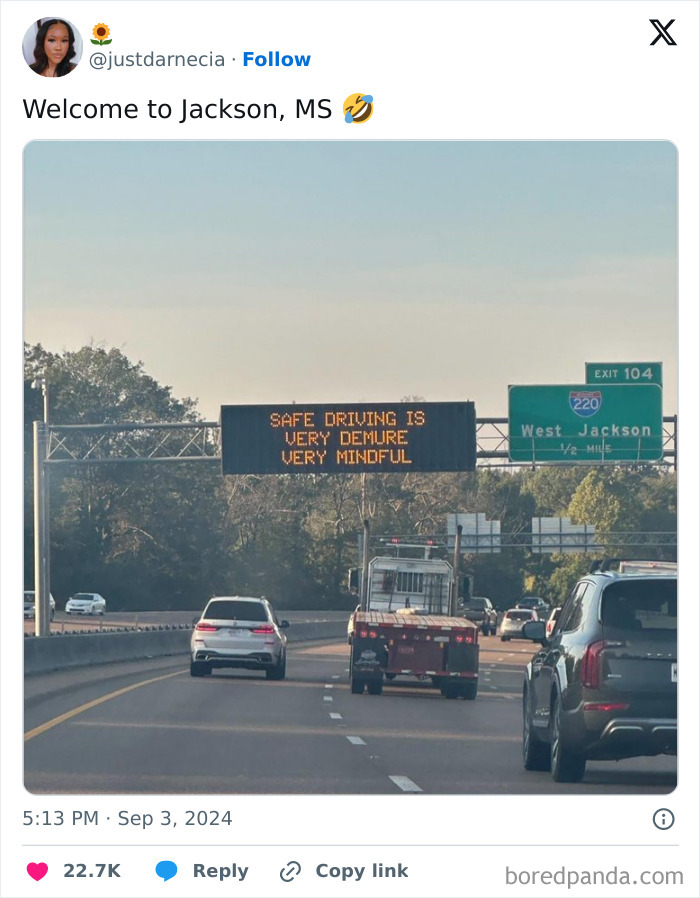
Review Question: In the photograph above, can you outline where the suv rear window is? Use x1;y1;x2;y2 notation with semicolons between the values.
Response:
507;610;533;621
601;580;677;633
203;600;269;622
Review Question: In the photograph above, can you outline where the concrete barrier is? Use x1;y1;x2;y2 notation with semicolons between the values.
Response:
24;621;347;676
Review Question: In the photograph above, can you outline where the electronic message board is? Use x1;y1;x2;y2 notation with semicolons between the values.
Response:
220;402;476;474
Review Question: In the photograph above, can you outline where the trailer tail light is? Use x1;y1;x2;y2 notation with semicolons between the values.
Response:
195;623;219;632
582;640;625;688
252;624;276;634
454;631;476;645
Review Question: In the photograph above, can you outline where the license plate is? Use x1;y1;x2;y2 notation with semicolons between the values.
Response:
228;628;245;637
671;662;677;682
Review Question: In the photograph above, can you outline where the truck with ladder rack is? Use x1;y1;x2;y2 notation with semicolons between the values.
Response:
350;556;479;699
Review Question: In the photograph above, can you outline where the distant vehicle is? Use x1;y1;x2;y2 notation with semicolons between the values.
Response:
522;562;677;783
500;608;537;641
516;597;550;619
65;592;107;615
23;591;55;622
545;606;561;639
460;596;498;636
190;596;289;679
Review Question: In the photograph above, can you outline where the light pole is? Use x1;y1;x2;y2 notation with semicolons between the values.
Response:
31;377;51;637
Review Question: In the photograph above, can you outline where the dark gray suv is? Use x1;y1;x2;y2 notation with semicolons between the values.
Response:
521;562;677;783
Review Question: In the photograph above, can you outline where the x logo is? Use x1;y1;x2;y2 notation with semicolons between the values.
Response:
650;19;677;45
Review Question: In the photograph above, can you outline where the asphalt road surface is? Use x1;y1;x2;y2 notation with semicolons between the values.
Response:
24;636;676;795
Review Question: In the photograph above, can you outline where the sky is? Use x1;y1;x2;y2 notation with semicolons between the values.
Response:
24;141;677;419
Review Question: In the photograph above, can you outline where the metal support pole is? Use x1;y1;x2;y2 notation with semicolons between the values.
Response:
360;519;371;612
33;421;51;637
451;524;463;616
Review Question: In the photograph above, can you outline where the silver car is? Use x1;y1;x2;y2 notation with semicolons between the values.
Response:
24;590;55;621
65;592;107;615
500;608;537;641
190;596;289;679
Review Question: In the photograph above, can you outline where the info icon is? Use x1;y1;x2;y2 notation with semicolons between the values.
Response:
652;808;675;830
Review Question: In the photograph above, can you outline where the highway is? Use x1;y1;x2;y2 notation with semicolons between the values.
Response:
24;636;676;795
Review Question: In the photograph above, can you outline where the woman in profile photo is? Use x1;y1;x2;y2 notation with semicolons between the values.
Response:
29;19;77;77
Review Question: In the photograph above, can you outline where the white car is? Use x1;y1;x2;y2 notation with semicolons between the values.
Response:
191;596;289;679
65;592;107;615
500;608;537;641
24;591;55;621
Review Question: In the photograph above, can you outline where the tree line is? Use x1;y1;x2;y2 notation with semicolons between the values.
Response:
24;344;677;612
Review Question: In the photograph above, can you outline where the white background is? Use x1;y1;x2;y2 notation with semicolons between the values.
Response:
2;2;698;896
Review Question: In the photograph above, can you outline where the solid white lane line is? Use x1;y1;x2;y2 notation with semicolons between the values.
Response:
347;736;366;745
389;775;422;793
330;713;343;719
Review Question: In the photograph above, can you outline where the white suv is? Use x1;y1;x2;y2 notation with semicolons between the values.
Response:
191;596;289;679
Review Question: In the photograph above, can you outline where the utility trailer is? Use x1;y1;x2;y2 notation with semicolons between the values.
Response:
350;556;479;699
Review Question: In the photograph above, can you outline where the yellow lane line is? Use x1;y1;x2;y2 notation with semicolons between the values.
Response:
24;670;186;742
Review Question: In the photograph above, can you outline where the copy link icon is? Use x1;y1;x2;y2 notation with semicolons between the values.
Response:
280;861;302;882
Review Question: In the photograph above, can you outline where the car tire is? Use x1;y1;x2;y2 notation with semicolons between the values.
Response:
522;688;550;771
367;679;383;696
266;652;287;681
190;660;209;678
550;694;586;782
482;624;489;637
501;636;509;642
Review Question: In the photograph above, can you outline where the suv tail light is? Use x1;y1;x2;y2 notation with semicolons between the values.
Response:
252;624;276;634
582;640;625;688
195;623;219;632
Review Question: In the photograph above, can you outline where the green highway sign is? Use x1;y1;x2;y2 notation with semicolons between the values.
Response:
586;362;662;387
508;384;663;463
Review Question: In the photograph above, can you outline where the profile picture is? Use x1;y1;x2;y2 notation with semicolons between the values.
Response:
22;18;82;77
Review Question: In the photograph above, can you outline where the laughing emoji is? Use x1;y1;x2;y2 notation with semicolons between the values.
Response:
343;94;373;123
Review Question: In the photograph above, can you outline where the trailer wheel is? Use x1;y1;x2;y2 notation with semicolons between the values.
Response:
441;681;461;700
350;676;365;695
367;679;383;696
462;681;478;701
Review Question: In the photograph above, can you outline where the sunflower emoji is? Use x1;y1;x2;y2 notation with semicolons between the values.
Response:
91;23;111;45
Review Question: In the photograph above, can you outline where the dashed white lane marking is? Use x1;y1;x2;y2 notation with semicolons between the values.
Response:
325;684;333;689
330;713;343;720
332;675;340;680
389;775;422;793
347;736;366;745
323;696;333;702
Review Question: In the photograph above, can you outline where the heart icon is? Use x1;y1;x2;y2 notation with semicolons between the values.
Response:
27;863;48;881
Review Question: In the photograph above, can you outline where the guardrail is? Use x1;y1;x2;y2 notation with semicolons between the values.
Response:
24;621;348;676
